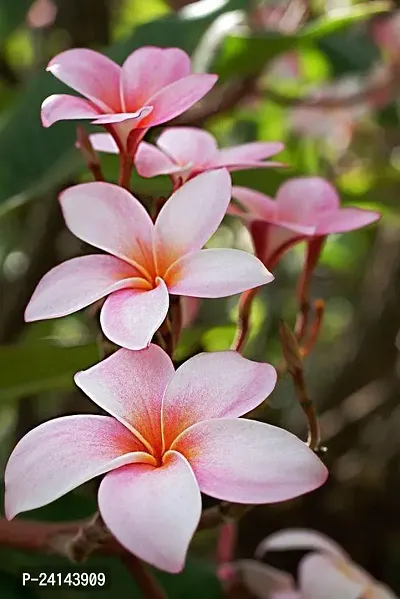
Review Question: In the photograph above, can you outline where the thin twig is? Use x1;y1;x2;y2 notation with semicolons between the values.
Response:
279;320;321;451
76;126;105;182
300;299;325;358
231;288;259;353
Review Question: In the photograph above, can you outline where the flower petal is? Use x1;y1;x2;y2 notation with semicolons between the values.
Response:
255;529;348;561
172;419;328;504
135;141;180;178
299;554;365;599
213;141;284;167
98;450;201;573
25;255;147;322
316;208;380;235
154;169;232;272
143;74;218;128
277;177;340;227
156;127;218;167
91;106;152;125
89;133;119;154
100;278;169;350
47;49;121;111
5;415;153;519
162;351;277;449
165;248;274;298
75;345;174;456
121;47;191;111
232;186;277;220
41;94;101;127
59;182;154;277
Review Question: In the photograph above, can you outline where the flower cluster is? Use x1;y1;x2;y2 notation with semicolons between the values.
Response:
4;45;381;574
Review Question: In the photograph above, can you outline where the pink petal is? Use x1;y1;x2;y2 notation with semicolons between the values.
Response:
75;345;174;456
135;141;181;178
162;351;277;449
98;450;201;573
316;207;380;235
59;182;154;278
172;419;328;504
41;94;101;127
100;278;169;350
121;47;191;111
232;186;278;220
165;248;274;298
181;296;201;328
5;415;153;519
24;255;148;322
156;127;218;167
144;74;218;128
154;169;231;272
255;529;348;561
299;554;365;599
89;133;119;154
91;106;152;125
276;177;340;227
47;49;121;111
213;142;284;167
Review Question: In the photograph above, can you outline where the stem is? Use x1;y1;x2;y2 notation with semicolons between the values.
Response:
118;153;134;190
231;288;258;353
279;320;321;451
295;237;325;343
76;125;105;182
66;512;111;563
300;299;325;358
123;556;168;599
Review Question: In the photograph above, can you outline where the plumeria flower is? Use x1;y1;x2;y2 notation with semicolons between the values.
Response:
25;170;273;350
90;126;284;187
5;346;328;573
224;529;397;598
41;46;217;156
231;177;380;271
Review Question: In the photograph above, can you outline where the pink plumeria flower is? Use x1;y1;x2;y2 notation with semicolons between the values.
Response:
90;126;284;187
5;346;328;573
41;46;217;155
232;529;398;599
231;177;380;270
25;170;273;350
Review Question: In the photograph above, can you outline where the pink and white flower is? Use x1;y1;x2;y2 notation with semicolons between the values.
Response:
231;177;380;270
5;346;328;573
227;529;397;598
41;46;217;155
90;126;284;186
25;170;273;350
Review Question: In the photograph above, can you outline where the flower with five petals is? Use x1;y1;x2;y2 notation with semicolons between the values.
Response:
25;170;273;350
5;346;328;573
41;46;217;156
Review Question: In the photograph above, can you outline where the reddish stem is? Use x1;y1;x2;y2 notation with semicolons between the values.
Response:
123;555;168;599
231;287;259;353
295;236;325;342
300;299;325;358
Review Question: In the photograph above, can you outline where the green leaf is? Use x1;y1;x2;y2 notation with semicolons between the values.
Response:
0;0;245;211
214;1;389;80
0;341;98;402
299;2;391;40
0;0;34;43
